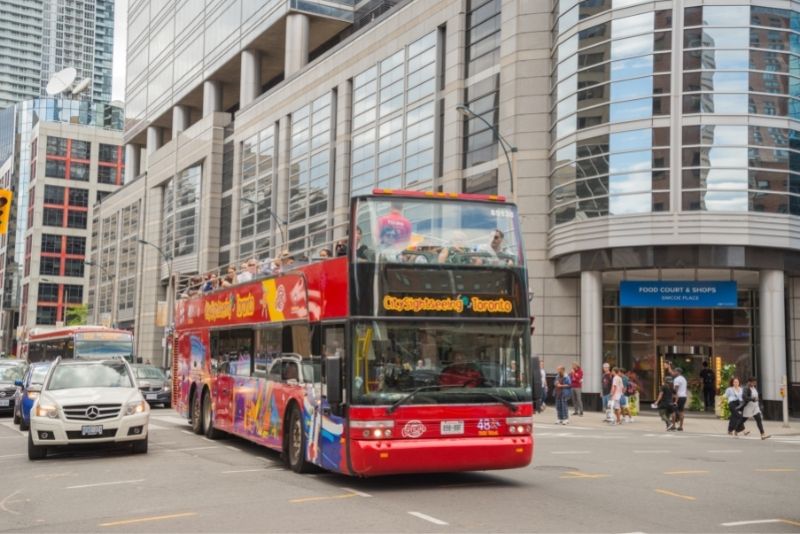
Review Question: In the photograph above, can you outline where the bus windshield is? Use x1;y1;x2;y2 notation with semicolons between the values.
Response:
351;321;531;406
353;197;522;266
74;339;134;360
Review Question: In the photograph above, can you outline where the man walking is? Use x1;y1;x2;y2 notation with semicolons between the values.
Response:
554;365;572;425
672;367;688;431
601;363;613;422
609;367;624;426
570;362;584;416
699;360;715;412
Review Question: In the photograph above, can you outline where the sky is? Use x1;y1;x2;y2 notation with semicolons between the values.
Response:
111;0;128;103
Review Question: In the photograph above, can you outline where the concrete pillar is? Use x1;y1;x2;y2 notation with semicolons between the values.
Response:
759;269;787;417
203;80;222;116
275;115;292;253
285;13;310;77
580;271;603;402
124;143;140;184
240;49;261;108
146;126;163;157
172;105;190;137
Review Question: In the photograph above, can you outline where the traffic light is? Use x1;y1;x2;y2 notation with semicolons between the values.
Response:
0;189;12;234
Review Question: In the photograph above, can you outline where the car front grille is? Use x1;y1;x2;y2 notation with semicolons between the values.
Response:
139;386;163;393
66;429;118;439
0;387;16;396
63;404;122;421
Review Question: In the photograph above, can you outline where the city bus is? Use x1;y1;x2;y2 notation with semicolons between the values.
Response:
21;326;135;363
173;190;533;476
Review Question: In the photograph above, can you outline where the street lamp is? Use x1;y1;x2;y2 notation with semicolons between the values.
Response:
240;196;288;252
456;104;518;196
137;239;174;370
84;260;115;327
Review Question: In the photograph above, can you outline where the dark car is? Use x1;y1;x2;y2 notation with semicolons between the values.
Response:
0;360;25;417
132;364;171;408
14;362;51;430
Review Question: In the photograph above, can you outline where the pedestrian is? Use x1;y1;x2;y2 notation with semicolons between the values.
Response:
220;266;237;287
619;367;633;423
569;361;584;416
740;377;770;440
699;360;715;412
554;365;572;425
672;367;688;431
723;376;747;436
601;362;613;422
608;367;624;426
652;375;675;430
537;360;547;413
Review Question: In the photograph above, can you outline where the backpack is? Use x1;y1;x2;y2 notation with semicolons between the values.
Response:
624;376;637;396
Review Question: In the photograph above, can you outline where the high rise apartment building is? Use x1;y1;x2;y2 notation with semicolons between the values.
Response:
0;0;115;110
99;0;800;418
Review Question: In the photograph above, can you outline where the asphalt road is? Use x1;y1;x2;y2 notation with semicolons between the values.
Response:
0;409;798;533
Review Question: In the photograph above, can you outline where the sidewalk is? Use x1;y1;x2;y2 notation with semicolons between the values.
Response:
537;406;800;437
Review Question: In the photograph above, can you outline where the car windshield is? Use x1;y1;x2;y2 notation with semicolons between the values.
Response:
29;365;50;385
0;364;24;381
135;366;165;379
353;197;522;267
351;320;531;406
47;362;133;390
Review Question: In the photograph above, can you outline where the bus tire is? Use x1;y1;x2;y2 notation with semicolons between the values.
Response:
28;431;46;460
191;390;204;435
286;405;311;473
202;390;223;440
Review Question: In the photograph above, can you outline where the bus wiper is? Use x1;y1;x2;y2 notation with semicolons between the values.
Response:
386;385;463;414
469;391;519;413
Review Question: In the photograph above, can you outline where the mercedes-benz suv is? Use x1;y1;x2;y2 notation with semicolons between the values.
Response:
28;358;150;460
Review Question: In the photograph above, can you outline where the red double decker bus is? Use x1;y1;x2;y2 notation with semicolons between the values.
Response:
173;190;533;476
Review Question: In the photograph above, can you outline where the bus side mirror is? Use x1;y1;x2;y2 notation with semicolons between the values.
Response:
531;356;543;412
326;357;342;407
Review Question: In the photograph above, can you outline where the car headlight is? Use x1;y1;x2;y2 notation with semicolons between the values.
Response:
162;384;170;392
27;391;39;400
35;403;59;418
125;400;149;415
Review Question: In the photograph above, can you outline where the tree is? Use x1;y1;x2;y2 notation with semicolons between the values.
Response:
65;304;88;326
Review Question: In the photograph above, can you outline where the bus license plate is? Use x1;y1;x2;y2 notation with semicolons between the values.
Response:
0;399;9;407
146;394;157;400
441;420;464;435
81;425;103;436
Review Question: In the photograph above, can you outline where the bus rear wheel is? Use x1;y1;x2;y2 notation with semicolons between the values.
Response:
202;390;223;440
191;390;204;434
287;406;311;473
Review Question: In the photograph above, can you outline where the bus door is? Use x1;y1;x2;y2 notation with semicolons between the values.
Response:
210;328;255;431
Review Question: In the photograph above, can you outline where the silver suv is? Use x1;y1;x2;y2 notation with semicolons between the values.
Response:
28;358;150;460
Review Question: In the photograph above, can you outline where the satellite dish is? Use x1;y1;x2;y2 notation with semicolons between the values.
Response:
72;77;91;95
45;67;77;95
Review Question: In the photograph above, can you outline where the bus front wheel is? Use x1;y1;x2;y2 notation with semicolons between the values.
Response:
202;390;223;440
287;406;311;473
191;390;204;435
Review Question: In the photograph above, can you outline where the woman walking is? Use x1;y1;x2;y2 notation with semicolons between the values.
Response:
740;377;770;440
723;377;747;436
554;365;572;425
653;375;675;430
569;362;584;416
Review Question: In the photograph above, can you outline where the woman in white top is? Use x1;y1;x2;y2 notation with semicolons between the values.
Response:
740;377;770;440
723;377;747;436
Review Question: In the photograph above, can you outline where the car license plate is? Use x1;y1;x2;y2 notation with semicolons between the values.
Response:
0;399;8;407
441;420;464;435
146;394;157;400
81;425;103;436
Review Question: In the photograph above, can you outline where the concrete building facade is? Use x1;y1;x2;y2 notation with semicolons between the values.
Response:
105;0;800;418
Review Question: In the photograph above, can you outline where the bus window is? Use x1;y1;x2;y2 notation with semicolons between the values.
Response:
210;328;254;377
282;361;299;382
268;360;282;381
282;324;311;357
254;327;281;377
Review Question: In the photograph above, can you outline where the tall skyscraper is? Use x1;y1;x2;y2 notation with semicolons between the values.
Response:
0;0;115;110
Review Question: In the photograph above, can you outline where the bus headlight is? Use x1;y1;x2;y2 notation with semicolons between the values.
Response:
351;420;394;439
125;400;149;415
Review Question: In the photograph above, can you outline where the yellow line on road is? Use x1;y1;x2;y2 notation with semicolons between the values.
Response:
780;519;800;527
289;493;359;504
664;470;709;475
755;468;797;473
560;471;609;479
99;512;197;527
655;489;695;501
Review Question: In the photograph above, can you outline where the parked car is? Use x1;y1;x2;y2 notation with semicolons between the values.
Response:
0;360;25;418
131;364;171;408
28;358;150;460
14;362;51;430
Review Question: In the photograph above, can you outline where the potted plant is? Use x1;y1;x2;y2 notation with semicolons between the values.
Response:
716;363;737;419
688;380;704;411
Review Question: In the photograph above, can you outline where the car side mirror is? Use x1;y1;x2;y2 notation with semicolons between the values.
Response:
531;356;543;412
14;379;23;387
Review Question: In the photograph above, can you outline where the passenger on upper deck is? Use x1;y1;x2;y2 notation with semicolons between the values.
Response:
237;259;258;283
377;202;412;247
220;266;237;287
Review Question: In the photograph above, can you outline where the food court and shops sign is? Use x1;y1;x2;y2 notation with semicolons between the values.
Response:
619;281;738;308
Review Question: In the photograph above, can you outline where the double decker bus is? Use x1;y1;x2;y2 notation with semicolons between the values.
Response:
21;326;135;363
173;190;533;476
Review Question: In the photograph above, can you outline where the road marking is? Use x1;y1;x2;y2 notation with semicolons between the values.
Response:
408;512;449;526
560;471;608;479
181;430;194;436
340;488;372;497
551;450;590;455
0;490;24;515
664;470;709;475
707;450;741;453
722;519;800;527
0;453;24;459
754;468;796;473
634;450;671;454
655;489;695;501
775;449;800;453
201;437;215;442
151;415;192;426
99;512;197;527
163;446;219;452
67;479;144;490
221;469;268;474
289;493;359;504
225;446;242;452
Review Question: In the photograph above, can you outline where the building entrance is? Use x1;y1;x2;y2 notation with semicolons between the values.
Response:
657;345;711;396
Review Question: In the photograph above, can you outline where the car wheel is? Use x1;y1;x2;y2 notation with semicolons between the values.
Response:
27;431;46;460
191;390;204;435
131;435;148;454
19;417;29;431
202;390;222;440
286;405;311;473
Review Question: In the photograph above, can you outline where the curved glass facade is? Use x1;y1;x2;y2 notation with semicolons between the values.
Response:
551;2;800;224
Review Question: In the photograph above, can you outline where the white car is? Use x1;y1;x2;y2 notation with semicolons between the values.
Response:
28;358;150;460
